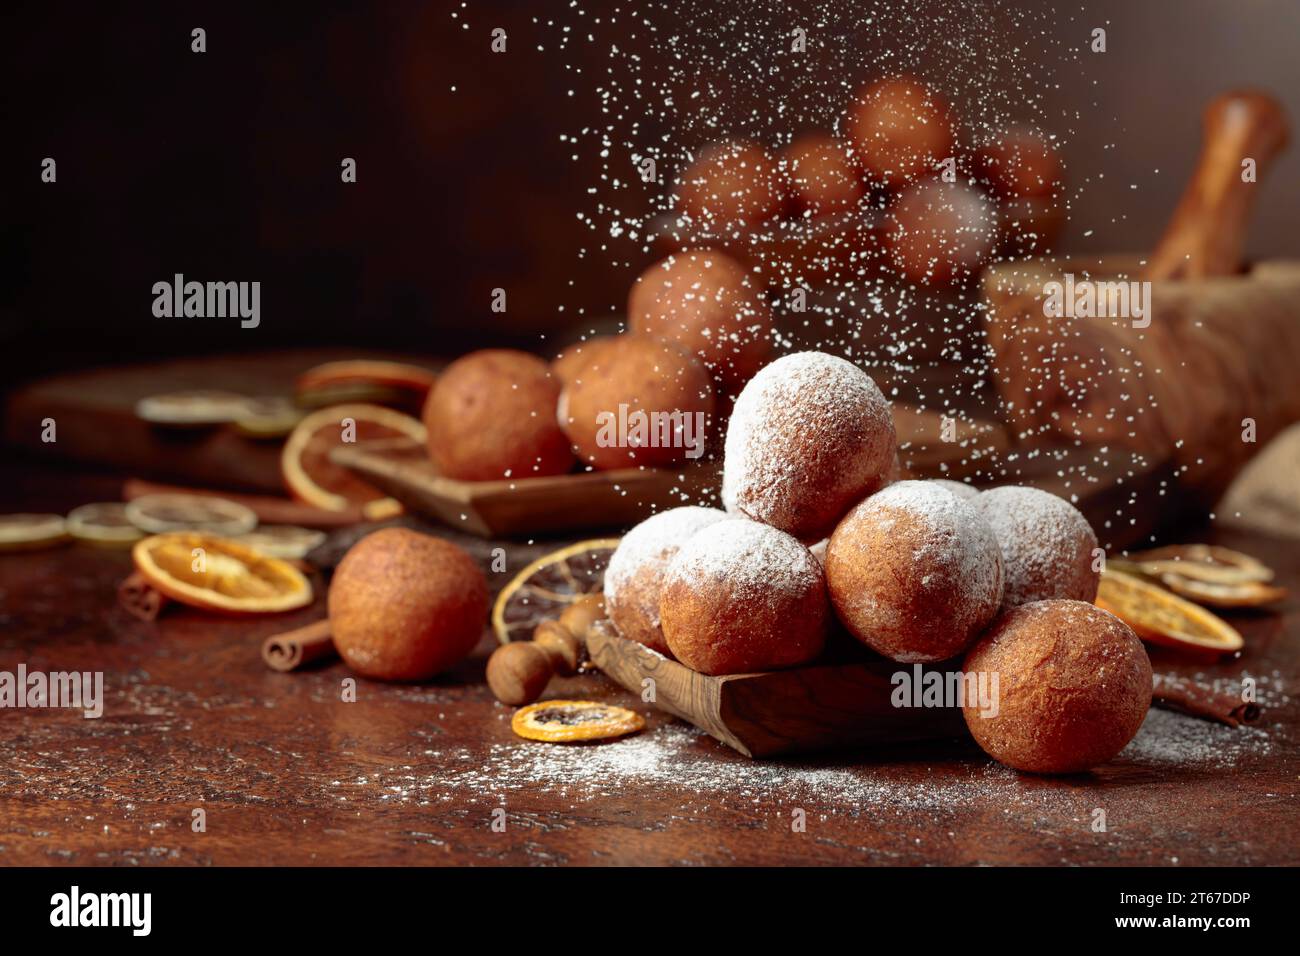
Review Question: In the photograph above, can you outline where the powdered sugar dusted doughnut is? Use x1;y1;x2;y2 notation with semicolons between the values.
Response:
722;352;896;540
930;478;977;500
969;486;1099;609
825;480;1004;662
604;506;729;656
660;518;828;675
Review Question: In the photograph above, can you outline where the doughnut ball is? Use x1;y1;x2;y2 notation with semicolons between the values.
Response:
845;76;954;188
552;335;620;387
931;478;978;500
677;139;786;225
329;528;489;681
968;486;1100;609
627;250;772;399
886;180;1000;285
722;351;895;540
962;600;1152;774
660;518;828;675
558;335;715;470
779;133;866;216
825;481;1004;662
424;349;574;481
604;506;730;656
974;127;1062;201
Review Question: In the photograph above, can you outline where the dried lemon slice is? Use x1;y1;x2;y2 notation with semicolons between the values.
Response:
66;503;145;547
125;493;258;536
133;532;313;614
492;538;620;644
1097;569;1244;654
1155;572;1286;609
1128;544;1274;585
135;390;253;426
236;525;327;560
0;514;69;552
511;699;645;743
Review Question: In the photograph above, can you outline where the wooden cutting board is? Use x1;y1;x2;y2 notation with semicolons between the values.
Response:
585;623;966;757
330;437;721;538
1;349;432;493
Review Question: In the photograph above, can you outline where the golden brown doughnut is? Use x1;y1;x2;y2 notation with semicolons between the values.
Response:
604;506;730;656
558;335;715;470
962;599;1152;773
424;349;573;481
627;250;772;399
660;518;828;675
328;528;489;681
779;133;866;216
885;179;999;285
968;486;1100;608
722;351;896;540
552;335;621;387
825;480;1004;662
845;76;954;189
676;139;786;225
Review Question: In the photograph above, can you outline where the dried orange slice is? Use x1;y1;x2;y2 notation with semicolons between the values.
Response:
1097;569;1244;654
133;532;313;614
281;404;425;518
511;699;645;743
295;360;437;410
492;538;620;644
0;514;69;552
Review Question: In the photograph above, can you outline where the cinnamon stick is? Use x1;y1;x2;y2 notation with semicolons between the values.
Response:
261;619;336;672
117;571;170;622
1152;673;1262;727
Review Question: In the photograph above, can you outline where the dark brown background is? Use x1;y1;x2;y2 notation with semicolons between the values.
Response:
2;0;1298;387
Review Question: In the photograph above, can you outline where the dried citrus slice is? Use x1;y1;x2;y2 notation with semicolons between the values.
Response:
0;514;69;552
133;532;313;614
492;538;620;644
66;503;145;547
236;525;327;560
1154;572;1286;609
135;390;253;426
125;493;258;536
281;404;426;517
511;699;645;743
295;359;437;395
1128;544;1274;585
1097;569;1244;654
233;397;304;439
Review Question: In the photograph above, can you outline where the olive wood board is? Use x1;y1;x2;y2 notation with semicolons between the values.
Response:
330;437;719;538
585;623;966;758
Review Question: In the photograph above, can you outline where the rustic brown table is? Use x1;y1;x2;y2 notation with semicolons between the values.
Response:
0;461;1296;867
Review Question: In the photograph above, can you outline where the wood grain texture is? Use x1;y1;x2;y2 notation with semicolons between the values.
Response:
587;624;966;757
0;465;1295;866
331;437;721;538
983;256;1300;513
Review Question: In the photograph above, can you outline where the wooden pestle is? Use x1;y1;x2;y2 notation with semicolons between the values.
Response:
1146;90;1290;280
486;595;604;706
984;88;1300;512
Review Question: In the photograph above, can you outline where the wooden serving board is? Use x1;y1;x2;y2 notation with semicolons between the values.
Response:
586;623;966;758
330;437;720;538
